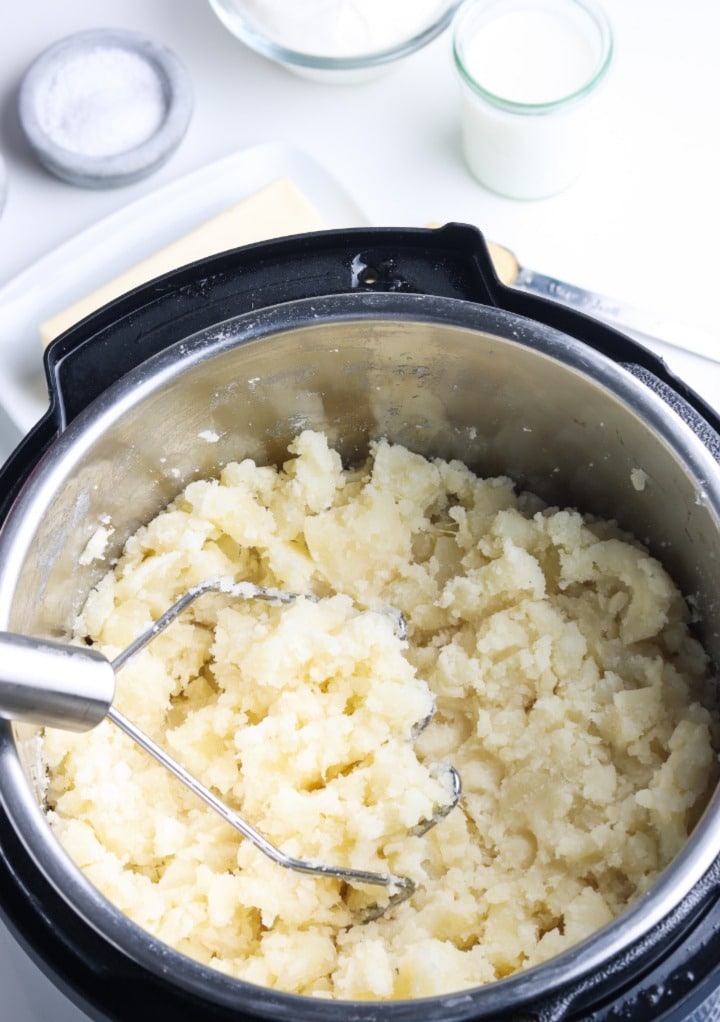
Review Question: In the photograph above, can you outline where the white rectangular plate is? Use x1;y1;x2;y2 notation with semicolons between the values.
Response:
1;143;718;452
0;142;369;440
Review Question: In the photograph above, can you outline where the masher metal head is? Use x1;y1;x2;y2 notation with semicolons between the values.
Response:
0;578;461;920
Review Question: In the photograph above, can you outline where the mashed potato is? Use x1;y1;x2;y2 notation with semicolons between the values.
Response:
43;430;718;999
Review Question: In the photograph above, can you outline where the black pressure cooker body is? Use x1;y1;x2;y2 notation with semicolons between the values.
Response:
1;225;720;1022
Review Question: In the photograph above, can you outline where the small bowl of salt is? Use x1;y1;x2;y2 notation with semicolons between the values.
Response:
18;29;193;188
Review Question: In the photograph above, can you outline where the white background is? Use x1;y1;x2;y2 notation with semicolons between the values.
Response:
1;1;720;1018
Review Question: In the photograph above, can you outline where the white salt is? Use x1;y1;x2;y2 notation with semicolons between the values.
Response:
38;46;167;157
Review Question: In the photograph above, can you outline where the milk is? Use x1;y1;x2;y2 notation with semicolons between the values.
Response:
453;0;613;199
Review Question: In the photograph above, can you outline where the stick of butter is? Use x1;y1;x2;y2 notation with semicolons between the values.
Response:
39;177;326;347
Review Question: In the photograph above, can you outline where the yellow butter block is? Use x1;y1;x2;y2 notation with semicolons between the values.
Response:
40;177;326;347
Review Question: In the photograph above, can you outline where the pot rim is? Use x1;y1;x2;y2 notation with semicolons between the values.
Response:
1;290;720;1018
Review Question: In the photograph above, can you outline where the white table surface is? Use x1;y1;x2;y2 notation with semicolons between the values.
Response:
1;1;720;1019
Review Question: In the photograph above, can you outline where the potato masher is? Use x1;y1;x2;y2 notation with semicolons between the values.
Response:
0;577;461;919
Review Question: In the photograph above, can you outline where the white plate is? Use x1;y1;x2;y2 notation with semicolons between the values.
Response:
1;142;718;446
0;142;369;438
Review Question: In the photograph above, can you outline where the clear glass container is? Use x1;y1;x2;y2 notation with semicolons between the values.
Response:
453;0;613;199
208;0;462;83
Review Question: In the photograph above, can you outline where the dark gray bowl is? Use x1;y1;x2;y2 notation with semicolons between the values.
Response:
18;29;193;188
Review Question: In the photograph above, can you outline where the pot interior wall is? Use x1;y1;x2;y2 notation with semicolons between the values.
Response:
2;305;720;1014
7;312;720;661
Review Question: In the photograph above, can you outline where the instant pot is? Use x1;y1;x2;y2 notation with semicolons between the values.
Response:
1;224;720;1021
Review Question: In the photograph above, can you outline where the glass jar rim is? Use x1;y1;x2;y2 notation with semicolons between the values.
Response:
452;0;614;114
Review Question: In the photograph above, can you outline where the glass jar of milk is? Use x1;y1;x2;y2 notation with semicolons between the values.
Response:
453;0;613;199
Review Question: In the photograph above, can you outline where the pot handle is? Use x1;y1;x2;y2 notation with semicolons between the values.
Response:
40;222;711;430
41;224;506;429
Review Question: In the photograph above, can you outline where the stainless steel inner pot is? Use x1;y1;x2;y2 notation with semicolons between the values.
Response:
1;291;720;1021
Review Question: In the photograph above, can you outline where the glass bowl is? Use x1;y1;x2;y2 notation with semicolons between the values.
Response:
207;0;463;83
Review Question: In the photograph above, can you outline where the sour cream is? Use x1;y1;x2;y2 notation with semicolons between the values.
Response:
222;0;449;58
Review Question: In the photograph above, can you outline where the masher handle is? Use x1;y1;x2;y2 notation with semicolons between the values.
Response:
0;632;115;732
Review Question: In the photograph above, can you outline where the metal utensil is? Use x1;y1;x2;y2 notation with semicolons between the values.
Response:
486;240;720;364
0;577;461;920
